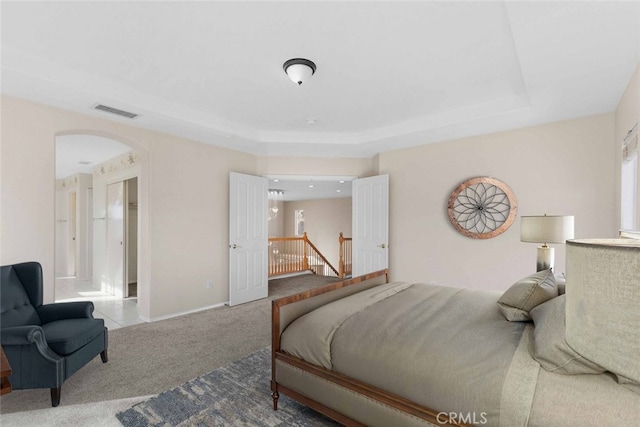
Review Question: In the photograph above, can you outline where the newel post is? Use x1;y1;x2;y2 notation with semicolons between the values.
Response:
303;232;309;270
339;232;345;278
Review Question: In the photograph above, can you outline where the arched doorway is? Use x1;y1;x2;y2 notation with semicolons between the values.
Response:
54;133;146;328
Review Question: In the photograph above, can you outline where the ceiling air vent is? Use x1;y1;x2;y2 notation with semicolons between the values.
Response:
93;104;139;119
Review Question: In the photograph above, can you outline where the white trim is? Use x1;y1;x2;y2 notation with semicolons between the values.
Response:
148;301;227;323
620;230;640;240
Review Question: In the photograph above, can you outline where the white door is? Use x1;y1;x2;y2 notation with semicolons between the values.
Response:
229;172;268;306
86;188;93;279
67;192;77;276
106;181;125;298
55;189;67;276
352;174;389;277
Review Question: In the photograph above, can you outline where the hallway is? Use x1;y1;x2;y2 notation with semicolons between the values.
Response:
55;277;144;330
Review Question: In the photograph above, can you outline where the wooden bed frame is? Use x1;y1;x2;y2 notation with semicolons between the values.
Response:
271;269;466;426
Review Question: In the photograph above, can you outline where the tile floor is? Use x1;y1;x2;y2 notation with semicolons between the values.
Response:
54;277;145;330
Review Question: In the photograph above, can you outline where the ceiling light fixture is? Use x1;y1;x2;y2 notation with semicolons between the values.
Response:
283;58;316;85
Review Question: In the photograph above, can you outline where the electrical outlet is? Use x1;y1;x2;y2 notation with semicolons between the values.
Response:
206;280;213;289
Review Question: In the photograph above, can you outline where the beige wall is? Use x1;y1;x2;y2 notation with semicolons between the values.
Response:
379;113;617;291
3;68;636;318
2;97;57;300
0;95;258;319
615;64;640;227
258;156;375;178
282;198;352;268
268;200;285;237
147;133;257;316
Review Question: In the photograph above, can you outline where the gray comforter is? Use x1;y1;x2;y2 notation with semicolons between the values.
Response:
280;282;640;426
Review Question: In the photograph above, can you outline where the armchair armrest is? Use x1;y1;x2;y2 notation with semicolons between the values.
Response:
1;325;62;363
1;326;64;389
1;325;46;346
37;301;95;324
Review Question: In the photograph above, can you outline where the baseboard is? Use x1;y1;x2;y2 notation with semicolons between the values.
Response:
149;301;227;323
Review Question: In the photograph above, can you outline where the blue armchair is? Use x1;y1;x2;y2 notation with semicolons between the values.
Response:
0;262;108;406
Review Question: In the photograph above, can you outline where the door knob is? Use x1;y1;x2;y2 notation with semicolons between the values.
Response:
229;244;241;249
378;243;386;249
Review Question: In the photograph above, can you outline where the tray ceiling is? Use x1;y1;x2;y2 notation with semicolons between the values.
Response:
2;1;639;158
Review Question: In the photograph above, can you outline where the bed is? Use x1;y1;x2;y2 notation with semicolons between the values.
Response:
271;242;640;426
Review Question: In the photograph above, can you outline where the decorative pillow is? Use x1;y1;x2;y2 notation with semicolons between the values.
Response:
530;295;606;375
497;269;557;321
555;273;566;295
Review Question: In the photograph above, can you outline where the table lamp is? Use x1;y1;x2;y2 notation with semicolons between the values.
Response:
520;215;574;271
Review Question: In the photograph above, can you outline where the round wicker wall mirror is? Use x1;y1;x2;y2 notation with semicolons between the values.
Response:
447;176;517;239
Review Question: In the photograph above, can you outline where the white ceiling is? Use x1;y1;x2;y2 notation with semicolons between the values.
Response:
267;175;355;201
2;1;639;162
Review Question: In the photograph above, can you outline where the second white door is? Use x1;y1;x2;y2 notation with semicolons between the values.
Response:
228;172;268;306
352;174;389;277
106;181;125;298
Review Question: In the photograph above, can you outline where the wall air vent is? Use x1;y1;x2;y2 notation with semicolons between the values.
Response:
93;104;139;119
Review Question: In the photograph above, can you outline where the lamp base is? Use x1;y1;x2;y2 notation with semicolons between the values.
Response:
536;246;554;271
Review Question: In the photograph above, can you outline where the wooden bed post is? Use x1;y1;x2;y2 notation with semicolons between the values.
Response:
271;298;280;411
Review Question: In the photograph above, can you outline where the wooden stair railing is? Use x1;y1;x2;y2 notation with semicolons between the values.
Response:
338;232;352;278
268;232;340;278
305;236;340;277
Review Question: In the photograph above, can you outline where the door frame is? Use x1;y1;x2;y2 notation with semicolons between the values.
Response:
124;177;138;299
101;170;140;299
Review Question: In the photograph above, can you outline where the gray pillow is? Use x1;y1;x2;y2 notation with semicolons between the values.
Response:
498;269;558;321
530;295;606;375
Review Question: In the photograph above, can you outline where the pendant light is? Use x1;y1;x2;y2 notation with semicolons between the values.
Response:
283;58;316;85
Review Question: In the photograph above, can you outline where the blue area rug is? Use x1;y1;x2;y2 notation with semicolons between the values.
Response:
116;347;337;426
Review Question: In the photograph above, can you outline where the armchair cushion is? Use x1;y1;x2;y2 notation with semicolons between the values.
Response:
38;301;95;324
1;266;41;327
41;318;105;356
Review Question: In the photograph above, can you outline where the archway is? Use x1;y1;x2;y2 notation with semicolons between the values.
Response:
54;130;150;325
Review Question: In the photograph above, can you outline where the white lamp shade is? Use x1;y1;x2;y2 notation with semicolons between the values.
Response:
520;215;574;244
285;63;314;85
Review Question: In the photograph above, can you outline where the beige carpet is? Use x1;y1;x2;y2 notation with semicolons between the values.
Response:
0;274;339;420
1;396;152;427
